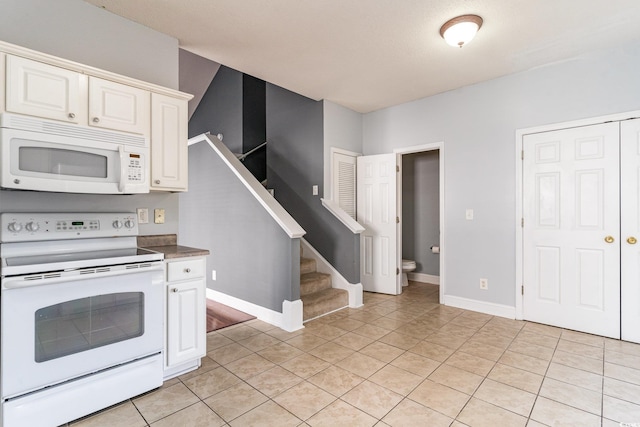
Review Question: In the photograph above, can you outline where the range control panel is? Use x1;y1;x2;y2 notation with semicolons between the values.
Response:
1;213;138;242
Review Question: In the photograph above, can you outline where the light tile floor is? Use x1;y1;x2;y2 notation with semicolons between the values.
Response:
67;282;640;426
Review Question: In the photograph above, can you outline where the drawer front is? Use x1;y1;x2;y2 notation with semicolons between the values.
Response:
167;258;204;282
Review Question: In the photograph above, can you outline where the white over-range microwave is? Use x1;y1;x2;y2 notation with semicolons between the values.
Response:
0;113;150;194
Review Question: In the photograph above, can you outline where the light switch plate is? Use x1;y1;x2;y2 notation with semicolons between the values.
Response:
137;208;149;224
154;208;165;224
466;209;474;220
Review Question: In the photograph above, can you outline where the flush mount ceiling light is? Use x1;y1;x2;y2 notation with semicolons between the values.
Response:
440;14;483;48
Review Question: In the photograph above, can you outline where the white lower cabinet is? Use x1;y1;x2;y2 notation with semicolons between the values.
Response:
164;256;206;379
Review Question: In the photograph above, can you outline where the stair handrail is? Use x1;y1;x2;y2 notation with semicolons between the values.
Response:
320;198;364;234
188;132;306;239
236;141;267;162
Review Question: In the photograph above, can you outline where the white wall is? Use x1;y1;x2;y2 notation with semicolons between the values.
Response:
0;0;178;89
323;101;363;198
0;0;181;235
363;41;640;308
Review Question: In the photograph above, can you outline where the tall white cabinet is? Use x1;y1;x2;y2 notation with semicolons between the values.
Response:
151;93;188;191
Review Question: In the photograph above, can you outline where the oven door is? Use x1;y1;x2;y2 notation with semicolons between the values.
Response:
1;264;163;399
0;127;149;194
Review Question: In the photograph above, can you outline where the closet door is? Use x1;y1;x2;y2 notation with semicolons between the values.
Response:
523;122;620;338
621;118;640;343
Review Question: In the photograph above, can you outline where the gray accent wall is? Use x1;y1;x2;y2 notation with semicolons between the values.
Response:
178;141;300;312
402;151;439;276
0;0;181;234
189;66;243;152
189;66;267;181
266;84;360;284
364;41;640;307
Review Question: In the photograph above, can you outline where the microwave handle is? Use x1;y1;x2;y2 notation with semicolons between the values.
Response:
118;145;126;193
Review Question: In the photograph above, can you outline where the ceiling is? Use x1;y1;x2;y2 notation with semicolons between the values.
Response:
84;0;640;113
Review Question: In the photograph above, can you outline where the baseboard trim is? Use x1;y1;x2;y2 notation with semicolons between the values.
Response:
408;272;440;285
443;295;516;319
206;289;304;332
301;238;364;308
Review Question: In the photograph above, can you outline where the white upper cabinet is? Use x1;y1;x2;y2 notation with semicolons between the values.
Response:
89;76;150;135
151;93;188;191
5;55;85;124
1;41;192;192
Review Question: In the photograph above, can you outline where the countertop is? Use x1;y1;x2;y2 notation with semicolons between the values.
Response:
138;234;210;259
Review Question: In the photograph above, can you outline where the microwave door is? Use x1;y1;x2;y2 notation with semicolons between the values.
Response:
3;130;123;194
0;116;149;194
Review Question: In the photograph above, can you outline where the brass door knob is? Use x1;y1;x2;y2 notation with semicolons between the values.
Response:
628;237;638;245
604;236;615;243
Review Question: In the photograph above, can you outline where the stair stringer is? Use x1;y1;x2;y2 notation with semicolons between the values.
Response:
301;238;363;308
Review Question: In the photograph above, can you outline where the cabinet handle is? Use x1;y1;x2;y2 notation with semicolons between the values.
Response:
628;236;638;245
171;288;178;293
604;236;615;244
92;117;100;123
155;180;161;185
184;268;191;273
68;112;76;119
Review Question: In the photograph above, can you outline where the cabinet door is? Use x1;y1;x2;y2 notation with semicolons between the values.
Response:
89;76;150;135
5;55;83;123
151;93;188;191
166;278;206;366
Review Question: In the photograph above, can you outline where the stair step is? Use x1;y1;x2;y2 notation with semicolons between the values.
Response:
301;288;349;321
300;272;331;296
300;257;316;275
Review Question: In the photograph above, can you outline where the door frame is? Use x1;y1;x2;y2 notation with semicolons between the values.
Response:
394;142;445;304
515;110;640;320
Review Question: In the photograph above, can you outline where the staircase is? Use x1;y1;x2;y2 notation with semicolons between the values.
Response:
300;255;349;322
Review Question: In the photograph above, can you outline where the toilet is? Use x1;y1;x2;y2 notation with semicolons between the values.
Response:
401;259;416;287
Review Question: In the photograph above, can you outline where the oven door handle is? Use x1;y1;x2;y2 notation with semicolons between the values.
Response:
2;264;163;289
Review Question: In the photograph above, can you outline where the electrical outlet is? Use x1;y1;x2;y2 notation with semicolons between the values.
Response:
312;185;318;196
466;209;474;220
136;208;149;224
154;208;165;224
480;278;488;290
211;270;216;281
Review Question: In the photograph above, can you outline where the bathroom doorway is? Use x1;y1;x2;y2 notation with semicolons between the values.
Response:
395;143;444;303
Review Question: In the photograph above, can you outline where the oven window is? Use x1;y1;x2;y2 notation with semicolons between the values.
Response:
19;146;108;178
34;292;144;363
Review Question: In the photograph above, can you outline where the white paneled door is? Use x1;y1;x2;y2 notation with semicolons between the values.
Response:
523;122;621;338
357;153;401;295
621;119;640;343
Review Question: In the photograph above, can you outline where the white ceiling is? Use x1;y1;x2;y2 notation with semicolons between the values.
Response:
84;0;640;113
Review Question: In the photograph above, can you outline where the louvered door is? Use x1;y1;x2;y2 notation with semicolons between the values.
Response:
332;151;357;219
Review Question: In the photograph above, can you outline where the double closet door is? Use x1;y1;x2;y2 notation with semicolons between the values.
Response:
523;118;640;343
